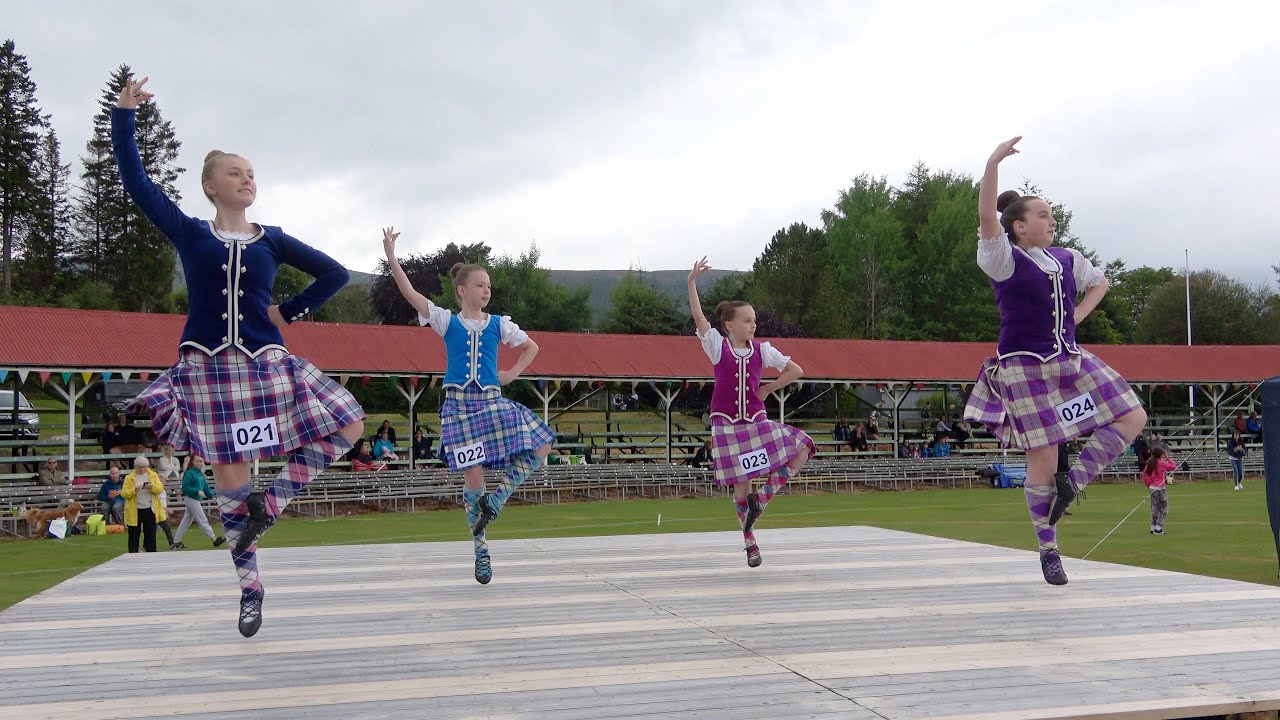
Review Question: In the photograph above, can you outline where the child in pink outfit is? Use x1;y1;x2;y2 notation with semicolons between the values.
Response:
1143;447;1176;535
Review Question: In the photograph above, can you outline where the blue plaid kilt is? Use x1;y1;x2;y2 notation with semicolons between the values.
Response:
710;417;816;488
439;386;556;471
127;348;366;465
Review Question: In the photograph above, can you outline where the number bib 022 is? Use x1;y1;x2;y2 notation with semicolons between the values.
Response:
737;448;770;474
453;441;487;469
229;418;280;452
1054;392;1099;426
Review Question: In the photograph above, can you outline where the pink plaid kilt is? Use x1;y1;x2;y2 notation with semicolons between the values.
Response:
710;417;816;487
128;349;366;465
964;349;1142;450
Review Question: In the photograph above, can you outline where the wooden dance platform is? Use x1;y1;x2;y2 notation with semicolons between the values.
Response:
5;526;1280;720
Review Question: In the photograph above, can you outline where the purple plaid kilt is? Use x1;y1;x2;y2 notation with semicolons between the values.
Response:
710;417;816;487
964;349;1142;450
128;349;366;465
439;386;556;471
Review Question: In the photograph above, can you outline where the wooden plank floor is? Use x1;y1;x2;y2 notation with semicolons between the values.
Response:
5;526;1280;720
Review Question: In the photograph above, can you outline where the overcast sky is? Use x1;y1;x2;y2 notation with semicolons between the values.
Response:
10;0;1279;285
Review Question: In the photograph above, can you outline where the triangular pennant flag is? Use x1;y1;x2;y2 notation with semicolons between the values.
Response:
39;371;51;385
569;380;579;390
81;372;94;384
339;374;350;386
120;370;132;382
140;372;151;382
0;370;7;383
361;375;371;386
102;371;113;381
60;372;73;384
410;376;419;387
388;375;400;386
18;370;30;383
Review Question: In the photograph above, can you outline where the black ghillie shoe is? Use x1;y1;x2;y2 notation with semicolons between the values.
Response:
233;492;275;554
1048;473;1076;526
746;544;762;568
472;494;498;536
1040;550;1068;586
475;553;493;584
238;591;264;638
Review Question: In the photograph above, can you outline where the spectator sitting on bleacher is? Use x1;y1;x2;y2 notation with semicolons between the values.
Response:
932;436;951;458
412;427;434;461
1247;412;1263;443
100;421;122;465
687;440;712;468
866;416;879;440
97;467;125;524
347;439;386;472
935;415;953;442
833;419;850;442
377;420;398;446
36;457;67;486
1234;411;1248;435
1132;431;1151;471
898;441;910;458
952;418;971;449
849;423;869;452
373;428;399;461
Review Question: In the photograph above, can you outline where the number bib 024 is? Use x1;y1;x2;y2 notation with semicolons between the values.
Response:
1054;392;1099;426
229;418;280;452
453;441;487;469
737;448;770;474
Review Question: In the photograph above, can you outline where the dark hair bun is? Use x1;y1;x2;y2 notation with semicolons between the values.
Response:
996;190;1020;213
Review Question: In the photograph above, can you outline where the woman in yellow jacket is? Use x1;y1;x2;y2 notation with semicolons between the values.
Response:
122;456;167;553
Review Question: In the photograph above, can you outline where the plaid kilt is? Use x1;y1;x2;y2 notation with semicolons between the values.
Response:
439;387;556;471
128;349;366;465
964;349;1142;450
710;417;816;488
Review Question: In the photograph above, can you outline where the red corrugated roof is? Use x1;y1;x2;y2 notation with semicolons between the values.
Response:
1;305;1277;384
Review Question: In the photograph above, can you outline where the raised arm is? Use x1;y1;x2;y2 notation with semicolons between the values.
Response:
687;256;712;336
979;136;1021;240
111;76;200;245
382;226;434;318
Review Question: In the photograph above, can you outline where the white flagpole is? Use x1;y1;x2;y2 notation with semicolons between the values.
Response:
1186;250;1194;422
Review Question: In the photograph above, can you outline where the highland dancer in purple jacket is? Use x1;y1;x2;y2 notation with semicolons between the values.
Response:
688;257;816;568
964;137;1147;585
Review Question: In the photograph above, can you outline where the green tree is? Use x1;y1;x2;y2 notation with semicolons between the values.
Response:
820;175;905;339
600;271;687;335
57;279;117;310
1105;263;1176;340
693;269;752;321
750;223;826;332
272;264;311;306
13;128;73;303
74;65;182;312
315;284;377;324
1135;270;1273;345
0;39;47;301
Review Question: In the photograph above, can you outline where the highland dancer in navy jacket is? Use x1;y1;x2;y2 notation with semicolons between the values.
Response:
964;137;1146;585
113;77;366;636
382;227;554;584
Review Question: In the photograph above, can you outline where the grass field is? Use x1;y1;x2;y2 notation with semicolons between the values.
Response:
2;480;1275;611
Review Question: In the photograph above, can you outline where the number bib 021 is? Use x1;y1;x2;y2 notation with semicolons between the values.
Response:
1054;392;1100;426
229;418;280;452
737;448;770;474
453;441;487;469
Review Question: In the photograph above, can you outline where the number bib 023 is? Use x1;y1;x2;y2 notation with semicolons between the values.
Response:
229;418;280;452
453;441;487;469
1054;392;1099;426
737;448;770;474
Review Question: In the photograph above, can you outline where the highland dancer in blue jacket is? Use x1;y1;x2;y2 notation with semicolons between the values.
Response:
113;76;366;637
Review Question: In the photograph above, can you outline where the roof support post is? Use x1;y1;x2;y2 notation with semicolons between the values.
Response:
395;379;428;469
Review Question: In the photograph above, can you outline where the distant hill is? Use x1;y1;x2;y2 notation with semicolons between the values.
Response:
548;269;743;322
